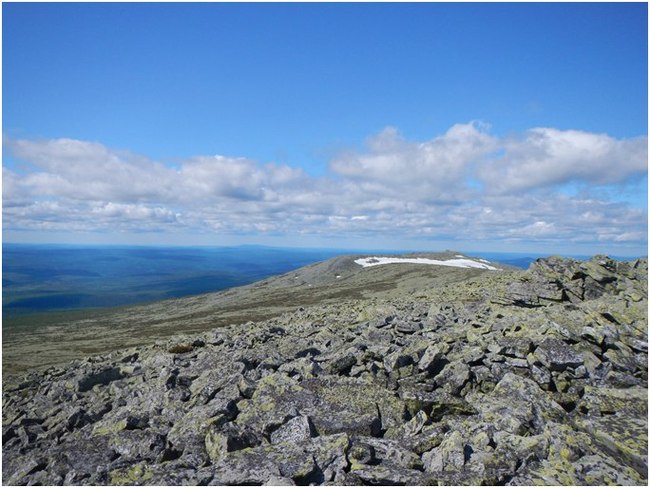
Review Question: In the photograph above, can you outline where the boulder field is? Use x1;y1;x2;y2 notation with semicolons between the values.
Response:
2;255;647;485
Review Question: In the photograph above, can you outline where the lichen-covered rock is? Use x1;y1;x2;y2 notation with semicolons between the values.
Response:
235;372;305;434
471;372;566;436
422;430;466;472
324;352;357;375
345;465;430;485
434;360;472;395
204;422;262;462
575;454;647;485
2;255;646;485
269;415;316;444
534;337;584;372
351;436;423;470
210;433;350;485
574;386;648;476
209;448;283;485
76;367;125;392
301;376;406;435
264;475;296;486
418;343;447;372
107;430;166;462
383;350;413;374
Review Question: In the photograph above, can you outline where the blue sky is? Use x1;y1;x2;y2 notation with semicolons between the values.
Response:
3;2;648;255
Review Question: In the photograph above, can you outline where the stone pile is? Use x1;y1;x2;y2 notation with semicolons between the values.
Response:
2;256;647;485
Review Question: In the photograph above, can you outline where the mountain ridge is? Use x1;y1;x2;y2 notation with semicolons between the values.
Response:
3;251;509;374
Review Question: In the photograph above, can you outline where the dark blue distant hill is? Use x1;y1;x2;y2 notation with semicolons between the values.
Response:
2;244;349;317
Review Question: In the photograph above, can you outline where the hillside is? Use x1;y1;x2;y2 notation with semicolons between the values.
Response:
3;252;507;373
2;254;647;485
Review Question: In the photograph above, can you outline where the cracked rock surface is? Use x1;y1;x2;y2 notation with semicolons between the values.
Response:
2;255;647;485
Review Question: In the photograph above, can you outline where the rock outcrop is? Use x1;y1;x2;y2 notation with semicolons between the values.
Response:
2;256;647;485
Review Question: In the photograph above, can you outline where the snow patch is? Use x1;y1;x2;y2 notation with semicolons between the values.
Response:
354;256;499;271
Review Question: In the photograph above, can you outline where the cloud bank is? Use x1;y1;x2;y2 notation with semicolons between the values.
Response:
3;123;647;252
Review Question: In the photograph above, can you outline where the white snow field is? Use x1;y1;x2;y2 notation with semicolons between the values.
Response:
354;256;500;271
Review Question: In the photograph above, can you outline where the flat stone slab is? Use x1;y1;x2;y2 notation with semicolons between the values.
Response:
236;373;406;437
534;338;584;372
575;387;648;477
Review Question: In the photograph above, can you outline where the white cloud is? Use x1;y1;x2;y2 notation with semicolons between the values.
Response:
513;220;557;238
91;202;178;222
613;232;647;242
479;128;648;193
5;137;174;202
178;156;266;201
2;167;29;205
177;156;307;203
3;124;647;252
330;122;497;202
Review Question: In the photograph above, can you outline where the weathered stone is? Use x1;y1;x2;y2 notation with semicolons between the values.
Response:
574;386;648;477
77;368;124;392
238;376;256;398
188;370;231;404
383;351;413;373
418;344;447;372
357;436;423;470
270;415;316;444
385;409;428;439
4;454;48;485
497;337;532;358
1;254;646;486
534;338;584;372
507;357;529;368
422;430;466;472
236;373;405;437
451;345;484;365
92;412;149;437
398;385;477;419
211;433;350;485
210;449;282;485
399;423;449;455
325;353;357;375
165;402;236;465
603;343;639;373
348;442;376;466
264;475;296;485
278;357;323;379
108;462;155;485
108;429;166;461
435;361;471;395
473;372;566;436
205;423;262;462
395;321;421;334
347;465;429;485
575;454;647;485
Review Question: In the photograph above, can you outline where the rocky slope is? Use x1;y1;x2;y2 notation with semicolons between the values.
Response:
3;252;495;373
2;255;648;485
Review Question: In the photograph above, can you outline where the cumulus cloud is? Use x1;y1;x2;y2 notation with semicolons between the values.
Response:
3;124;647;251
4;137;174;202
91;202;178;222
330;122;497;203
177;156;306;202
478;128;648;193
